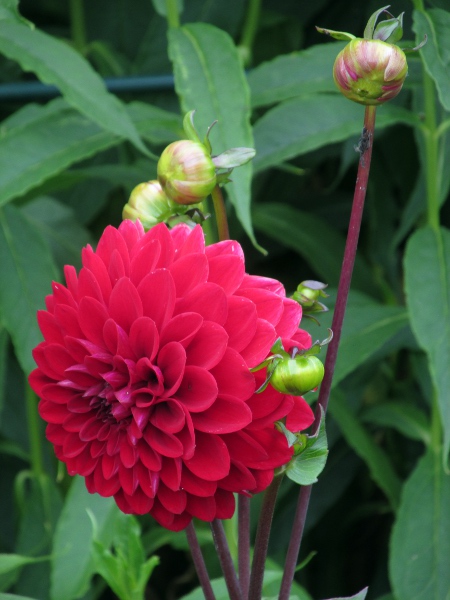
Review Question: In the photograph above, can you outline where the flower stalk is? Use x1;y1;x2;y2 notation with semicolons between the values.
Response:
211;519;243;600
25;383;44;478
186;523;216;600
211;184;230;241
238;496;251;598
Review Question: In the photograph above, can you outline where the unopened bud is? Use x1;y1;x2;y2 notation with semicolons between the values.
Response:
157;140;217;205
270;355;325;396
333;38;407;105
122;180;178;229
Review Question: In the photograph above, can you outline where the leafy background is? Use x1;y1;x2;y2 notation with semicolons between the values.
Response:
0;0;449;599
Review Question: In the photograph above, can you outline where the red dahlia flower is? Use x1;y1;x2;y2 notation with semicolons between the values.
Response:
29;221;314;531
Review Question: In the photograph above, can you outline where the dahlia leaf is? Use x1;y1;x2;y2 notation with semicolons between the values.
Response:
404;226;450;464
168;23;260;250
361;402;431;445
286;408;328;486
0;20;149;155
0;553;50;576
0;204;58;374
390;451;450;600
321;588;368;600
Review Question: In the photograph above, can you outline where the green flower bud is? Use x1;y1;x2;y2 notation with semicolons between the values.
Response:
122;180;178;229
157;140;217;205
333;38;407;105
270;355;325;396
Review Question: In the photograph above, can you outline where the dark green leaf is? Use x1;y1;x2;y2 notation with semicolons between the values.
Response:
390;450;450;599
404;226;450;462
362;402;430;444
0;554;49;576
168;24;258;247
0;0;32;25
151;0;183;17
0;204;58;374
322;589;368;600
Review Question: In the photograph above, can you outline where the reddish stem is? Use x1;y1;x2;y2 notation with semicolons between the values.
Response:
238;495;251;598
278;105;377;600
186;522;216;600
211;519;243;600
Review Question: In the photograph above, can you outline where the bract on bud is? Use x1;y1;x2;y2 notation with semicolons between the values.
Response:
270;355;325;396
157;140;217;205
333;38;407;105
122;180;178;229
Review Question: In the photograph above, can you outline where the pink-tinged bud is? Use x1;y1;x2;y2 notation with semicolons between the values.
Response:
122;180;178;229
333;38;407;105
270;355;325;396
157;140;217;205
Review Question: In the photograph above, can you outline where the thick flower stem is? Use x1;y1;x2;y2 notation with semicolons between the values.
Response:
69;0;87;52
278;105;377;600
211;185;230;241
164;0;180;28
186;523;216;600
211;519;242;600
248;474;283;600
25;383;44;478
238;495;251;597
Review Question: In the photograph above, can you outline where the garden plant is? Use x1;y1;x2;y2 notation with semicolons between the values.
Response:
0;1;449;599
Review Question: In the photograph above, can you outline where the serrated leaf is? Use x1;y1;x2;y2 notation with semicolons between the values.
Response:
404;226;450;462
168;23;258;248
286;409;328;485
390;451;450;600
0;204;58;374
0;20;148;154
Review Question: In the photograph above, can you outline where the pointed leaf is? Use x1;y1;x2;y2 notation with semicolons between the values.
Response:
364;6;391;39
286;409;328;485
322;589;368;600
362;402;430;445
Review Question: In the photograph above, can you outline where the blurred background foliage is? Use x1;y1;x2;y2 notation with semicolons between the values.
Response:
0;0;449;599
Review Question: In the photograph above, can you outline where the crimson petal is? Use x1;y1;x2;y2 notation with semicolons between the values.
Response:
185;321;228;369
184;432;230;481
108;277;143;332
172;366;217;412
191;396;252;434
138;269;176;330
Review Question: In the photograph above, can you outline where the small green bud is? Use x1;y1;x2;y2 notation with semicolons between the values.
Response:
270;355;325;396
333;38;407;106
122;180;178;229
157;140;217;205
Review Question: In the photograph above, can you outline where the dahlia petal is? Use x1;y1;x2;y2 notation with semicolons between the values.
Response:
185;322;228;369
102;319;133;360
96;225;131;272
249;468;274;494
63;336;90;363
82;246;112;303
285;396;315;432
143;425;184;458
180;468;217;497
135;461;159;498
77;268;104;303
172;224;205;258
101;452;120;480
138;439;162;471
54;305;83;338
173;366;217;412
106;428;121;456
130;239;161;286
159;456;182;491
51;281;77;308
90;439;105;458
174;282;228;326
131;405;151;432
238;274;285;296
71;446;97;476
186;494;216;521
78;297;109;347
67;395;93;413
150;498;175;528
247;393;294;430
284;329;313;352
138;269;176;330
64;364;99;389
177;412;196;460
64;265;78;297
43;344;75;377
237;288;284;326
249;429;293;469
39;400;67;424
32;345;61;381
115;487;154;514
169;253;209;296
28;368;51;397
145;223;175;269
46;423;65;445
191;396;252;434
129;317;159;361
62;432;87;458
63;411;93;432
119;463;139;496
214;488;235;520
84;354;113;378
158;342;186;396
150;400;185;434
108;278;143;333
40;383;78;404
79;416;103;442
207;254;245;295
118;219;143;251
218;460;256;492
37;311;64;344
276;298;302;338
223;296;257;353
239;319;277;369
159;312;203;348
223;431;269;465
209;348;255;401
205;239;244;260
119;435;138;468
93;466;121;496
184;432;230;481
158;483;187;514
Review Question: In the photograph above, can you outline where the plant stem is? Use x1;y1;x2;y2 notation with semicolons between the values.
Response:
69;0;87;52
186;523;216;600
164;0;180;28
211;185;230;241
278;105;377;600
248;474;283;600
25;383;44;477
239;0;261;66
210;519;242;600
238;495;251;598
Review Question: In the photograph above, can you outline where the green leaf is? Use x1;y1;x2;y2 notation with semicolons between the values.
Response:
390;450;450;599
413;9;450;111
0;21;148;154
286;408;328;485
168;23;258;248
0;0;32;25
151;0;183;17
248;42;346;108
0;554;49;576
0;594;39;600
404;226;450;462
252;203;379;296
0;204;58;374
50;476;120;600
322;589;368;600
253;95;420;173
330;389;402;510
362;401;431;445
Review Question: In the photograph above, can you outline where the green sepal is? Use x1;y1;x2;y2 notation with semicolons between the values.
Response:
286;406;328;485
373;13;404;43
212;147;256;169
275;421;298;448
403;35;427;53
203;119;218;154
216;171;233;185
363;5;391;39
315;26;355;41
183;110;202;144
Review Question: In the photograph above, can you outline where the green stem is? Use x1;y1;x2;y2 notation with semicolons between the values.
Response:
211;185;230;241
25;383;44;477
164;0;180;28
69;0;87;52
239;0;261;66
